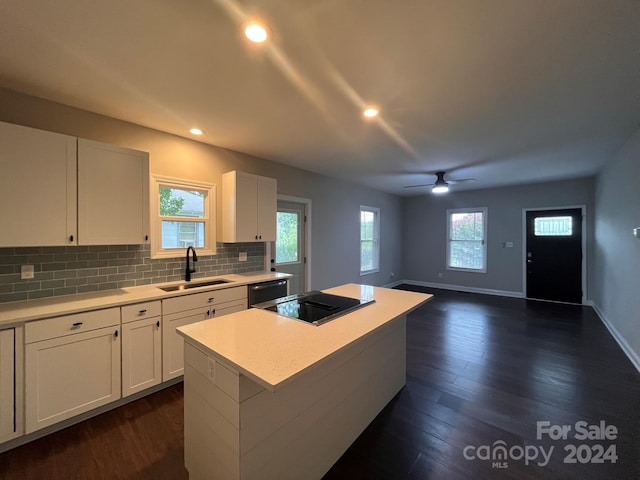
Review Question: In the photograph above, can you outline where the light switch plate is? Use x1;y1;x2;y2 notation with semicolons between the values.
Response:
21;264;35;279
634;227;640;239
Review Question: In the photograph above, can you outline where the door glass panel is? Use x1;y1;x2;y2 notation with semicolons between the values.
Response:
276;211;299;264
534;216;572;236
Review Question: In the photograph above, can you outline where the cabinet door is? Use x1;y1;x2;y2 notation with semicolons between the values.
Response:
78;139;149;245
0;329;14;440
235;171;258;242
210;300;248;318
162;309;209;381
25;325;121;433
0;121;77;247
256;175;277;241
122;317;161;397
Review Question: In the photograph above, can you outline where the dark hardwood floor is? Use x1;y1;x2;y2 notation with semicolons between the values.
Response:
2;285;639;479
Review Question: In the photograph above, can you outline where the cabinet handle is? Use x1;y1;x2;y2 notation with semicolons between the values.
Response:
71;322;83;329
145;234;149;241
208;297;214;303
69;234;74;243
255;235;258;240
156;320;160;328
114;330;119;338
211;308;216;316
259;235;262;240
138;309;147;315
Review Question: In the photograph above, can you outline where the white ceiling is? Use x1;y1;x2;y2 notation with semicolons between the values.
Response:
1;0;638;195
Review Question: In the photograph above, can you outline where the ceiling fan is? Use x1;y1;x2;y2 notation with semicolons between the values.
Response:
403;171;477;194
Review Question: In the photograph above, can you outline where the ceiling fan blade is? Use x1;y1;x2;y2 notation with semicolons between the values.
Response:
402;183;435;189
447;178;477;185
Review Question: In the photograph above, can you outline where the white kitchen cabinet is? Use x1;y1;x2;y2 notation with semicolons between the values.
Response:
25;308;121;433
78;139;150;245
121;301;162;397
0;121;149;247
1;327;24;444
222;171;277;242
0;121;77;247
162;286;247;381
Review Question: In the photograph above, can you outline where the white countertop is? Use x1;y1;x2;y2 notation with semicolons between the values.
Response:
0;271;290;326
177;284;432;391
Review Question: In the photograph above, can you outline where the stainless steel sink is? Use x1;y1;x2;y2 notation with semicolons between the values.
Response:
158;279;232;292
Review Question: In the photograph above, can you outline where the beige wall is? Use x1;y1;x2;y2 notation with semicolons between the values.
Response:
0;88;404;290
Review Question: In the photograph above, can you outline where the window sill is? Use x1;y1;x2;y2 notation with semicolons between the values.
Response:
151;247;216;260
446;267;486;274
360;269;380;276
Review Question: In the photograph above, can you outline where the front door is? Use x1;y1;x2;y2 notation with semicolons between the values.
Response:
271;201;306;295
525;208;583;304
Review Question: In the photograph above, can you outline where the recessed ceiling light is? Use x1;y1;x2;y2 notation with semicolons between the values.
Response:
363;106;379;118
245;23;268;43
190;128;203;135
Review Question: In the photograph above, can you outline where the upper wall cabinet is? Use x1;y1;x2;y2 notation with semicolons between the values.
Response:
78;139;149;245
222;171;276;242
0;121;77;247
0;121;149;247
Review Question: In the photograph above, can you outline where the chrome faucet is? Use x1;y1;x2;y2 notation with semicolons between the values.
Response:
185;246;198;282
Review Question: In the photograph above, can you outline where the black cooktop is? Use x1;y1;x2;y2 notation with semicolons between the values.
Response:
254;291;375;326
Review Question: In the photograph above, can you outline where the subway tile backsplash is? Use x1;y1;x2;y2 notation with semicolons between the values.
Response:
0;243;265;303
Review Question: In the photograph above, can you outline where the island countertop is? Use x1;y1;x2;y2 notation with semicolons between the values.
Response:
177;284;432;391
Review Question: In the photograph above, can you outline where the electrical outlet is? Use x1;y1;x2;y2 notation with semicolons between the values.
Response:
207;357;216;382
21;264;34;279
239;252;247;262
438;272;443;279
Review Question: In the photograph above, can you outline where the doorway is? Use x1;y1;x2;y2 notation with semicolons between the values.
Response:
269;197;310;295
524;207;585;304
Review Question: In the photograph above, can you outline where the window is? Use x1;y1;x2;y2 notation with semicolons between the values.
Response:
534;216;573;236
151;175;216;259
360;206;380;275
447;208;487;273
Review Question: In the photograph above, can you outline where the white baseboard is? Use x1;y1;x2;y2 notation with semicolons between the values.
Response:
592;302;640;374
382;280;404;289
401;279;525;299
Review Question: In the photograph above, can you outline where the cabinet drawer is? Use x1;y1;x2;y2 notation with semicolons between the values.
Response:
163;286;247;315
121;301;161;324
25;308;120;344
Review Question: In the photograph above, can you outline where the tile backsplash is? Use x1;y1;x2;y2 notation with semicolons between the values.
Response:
0;243;265;303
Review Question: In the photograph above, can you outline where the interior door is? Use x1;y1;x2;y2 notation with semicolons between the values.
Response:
271;201;306;295
525;208;583;304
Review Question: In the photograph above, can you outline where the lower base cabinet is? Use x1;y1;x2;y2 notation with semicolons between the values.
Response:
121;316;162;397
162;286;247;382
0;328;20;443
25;310;121;434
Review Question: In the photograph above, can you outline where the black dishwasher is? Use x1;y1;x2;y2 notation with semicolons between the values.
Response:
248;279;288;307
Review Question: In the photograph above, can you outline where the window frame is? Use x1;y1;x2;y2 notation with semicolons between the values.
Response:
360;206;380;275
150;175;216;259
446;207;488;273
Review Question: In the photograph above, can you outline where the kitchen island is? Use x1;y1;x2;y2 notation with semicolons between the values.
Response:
177;284;432;480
